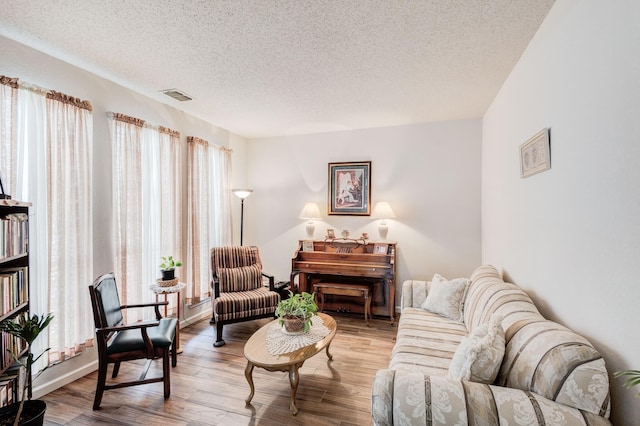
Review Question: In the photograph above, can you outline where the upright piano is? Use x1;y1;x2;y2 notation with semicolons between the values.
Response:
290;239;396;322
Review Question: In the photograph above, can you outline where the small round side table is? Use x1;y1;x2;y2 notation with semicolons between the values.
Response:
150;281;187;354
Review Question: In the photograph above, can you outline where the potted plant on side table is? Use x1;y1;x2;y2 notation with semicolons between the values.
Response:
275;291;318;334
0;312;54;426
159;255;182;281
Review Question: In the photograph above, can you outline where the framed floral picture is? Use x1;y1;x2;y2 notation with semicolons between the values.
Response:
328;161;371;215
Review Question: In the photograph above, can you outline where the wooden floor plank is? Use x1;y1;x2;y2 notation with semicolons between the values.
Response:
41;314;397;425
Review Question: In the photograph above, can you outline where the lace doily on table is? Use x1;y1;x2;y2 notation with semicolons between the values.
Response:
149;282;186;294
266;315;330;356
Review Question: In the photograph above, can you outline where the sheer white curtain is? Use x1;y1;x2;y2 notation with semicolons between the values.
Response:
158;127;182;261
109;113;181;320
186;136;232;304
1;76;94;370
0;76;18;192
45;91;94;362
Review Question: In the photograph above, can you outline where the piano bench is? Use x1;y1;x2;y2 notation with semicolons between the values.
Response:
313;282;372;326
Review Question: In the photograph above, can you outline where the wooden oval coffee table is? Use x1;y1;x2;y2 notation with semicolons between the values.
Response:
243;312;337;415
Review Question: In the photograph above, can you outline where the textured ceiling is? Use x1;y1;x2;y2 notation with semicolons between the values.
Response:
0;0;555;139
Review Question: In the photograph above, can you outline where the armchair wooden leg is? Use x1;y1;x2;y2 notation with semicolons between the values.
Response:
213;322;225;347
112;361;121;379
93;361;108;410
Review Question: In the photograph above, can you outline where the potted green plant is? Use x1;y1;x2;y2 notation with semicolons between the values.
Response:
0;312;54;426
275;291;318;333
159;255;182;281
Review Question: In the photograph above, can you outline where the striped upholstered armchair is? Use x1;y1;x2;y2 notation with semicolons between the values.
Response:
210;246;280;347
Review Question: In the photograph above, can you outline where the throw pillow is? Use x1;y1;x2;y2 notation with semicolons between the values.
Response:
421;274;469;322
448;313;505;383
217;264;262;292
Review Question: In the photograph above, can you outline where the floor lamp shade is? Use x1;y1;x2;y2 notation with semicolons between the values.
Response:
299;202;321;238
232;189;253;245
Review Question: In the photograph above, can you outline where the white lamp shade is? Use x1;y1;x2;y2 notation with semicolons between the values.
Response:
371;202;396;220
232;188;253;199
299;202;322;220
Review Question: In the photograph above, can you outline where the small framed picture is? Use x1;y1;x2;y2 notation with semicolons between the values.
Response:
520;128;550;178
326;228;335;239
374;243;388;254
302;240;314;252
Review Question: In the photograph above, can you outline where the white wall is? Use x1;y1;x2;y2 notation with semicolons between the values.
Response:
482;1;640;423
0;35;248;396
244;120;482;306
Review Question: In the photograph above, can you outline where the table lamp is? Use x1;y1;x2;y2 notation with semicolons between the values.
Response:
299;202;321;238
371;201;396;240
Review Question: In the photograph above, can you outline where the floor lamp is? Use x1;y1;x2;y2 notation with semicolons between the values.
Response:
232;189;253;245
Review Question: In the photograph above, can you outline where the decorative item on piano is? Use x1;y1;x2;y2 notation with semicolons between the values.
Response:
299;202;321;238
371;201;396;240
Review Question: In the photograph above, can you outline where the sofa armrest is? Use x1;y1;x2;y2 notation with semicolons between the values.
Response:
372;369;612;426
400;280;429;310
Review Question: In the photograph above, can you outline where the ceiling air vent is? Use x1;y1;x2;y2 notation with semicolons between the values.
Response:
160;89;193;102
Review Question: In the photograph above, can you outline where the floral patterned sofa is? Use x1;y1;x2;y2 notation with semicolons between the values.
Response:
372;265;611;425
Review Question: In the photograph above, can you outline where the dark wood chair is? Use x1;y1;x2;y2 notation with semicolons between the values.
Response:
210;246;280;347
88;272;178;410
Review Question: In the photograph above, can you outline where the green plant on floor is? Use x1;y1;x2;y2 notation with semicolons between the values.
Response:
275;291;318;332
615;369;640;397
0;312;54;426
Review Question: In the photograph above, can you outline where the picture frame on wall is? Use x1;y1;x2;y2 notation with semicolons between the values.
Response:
520;128;551;178
328;161;371;215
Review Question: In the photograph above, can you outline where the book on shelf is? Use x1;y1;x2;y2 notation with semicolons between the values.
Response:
0;330;27;370
0;213;28;261
0;267;28;317
0;362;24;407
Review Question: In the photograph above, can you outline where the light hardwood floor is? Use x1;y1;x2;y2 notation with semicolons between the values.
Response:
40;314;397;425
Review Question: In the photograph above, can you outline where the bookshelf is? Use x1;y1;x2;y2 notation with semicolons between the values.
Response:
0;200;31;406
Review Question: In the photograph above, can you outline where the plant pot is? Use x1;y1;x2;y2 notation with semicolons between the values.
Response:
282;316;307;334
161;269;175;281
0;400;47;426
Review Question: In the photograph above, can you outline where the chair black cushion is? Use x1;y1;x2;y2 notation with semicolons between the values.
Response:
107;318;178;354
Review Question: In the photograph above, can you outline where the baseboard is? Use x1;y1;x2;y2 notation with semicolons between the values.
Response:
182;307;211;326
33;359;98;399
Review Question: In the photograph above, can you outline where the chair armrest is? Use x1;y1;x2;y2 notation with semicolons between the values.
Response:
121;302;169;309
96;319;160;334
400;280;428;310
212;279;220;298
371;370;612;426
121;301;169;320
262;272;275;291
